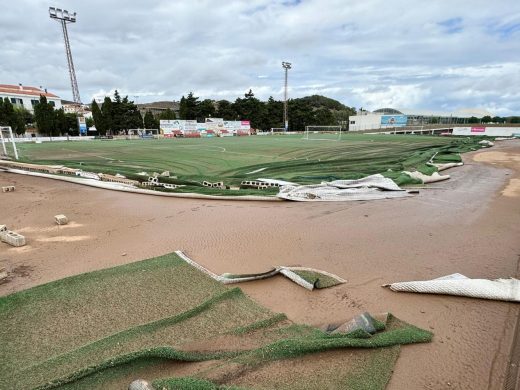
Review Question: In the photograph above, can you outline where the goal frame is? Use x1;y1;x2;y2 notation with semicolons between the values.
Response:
303;125;343;141
0;126;19;160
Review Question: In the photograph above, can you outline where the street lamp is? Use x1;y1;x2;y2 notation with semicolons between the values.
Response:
282;61;292;131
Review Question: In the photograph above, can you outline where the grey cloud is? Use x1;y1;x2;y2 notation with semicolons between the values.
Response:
0;0;519;114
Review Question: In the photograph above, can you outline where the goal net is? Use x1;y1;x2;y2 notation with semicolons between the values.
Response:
270;128;285;134
0;127;19;160
303;126;343;141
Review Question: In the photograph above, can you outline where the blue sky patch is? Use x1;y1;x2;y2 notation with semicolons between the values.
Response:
438;17;463;34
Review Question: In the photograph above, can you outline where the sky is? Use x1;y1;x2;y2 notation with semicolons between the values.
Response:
1;0;519;115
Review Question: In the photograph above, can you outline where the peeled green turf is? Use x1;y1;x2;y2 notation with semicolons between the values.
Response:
1;252;432;390
290;270;343;289
14;134;486;190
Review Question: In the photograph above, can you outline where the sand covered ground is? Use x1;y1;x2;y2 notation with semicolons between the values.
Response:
1;140;519;389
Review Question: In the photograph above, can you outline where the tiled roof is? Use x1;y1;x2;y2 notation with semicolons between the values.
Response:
0;84;60;98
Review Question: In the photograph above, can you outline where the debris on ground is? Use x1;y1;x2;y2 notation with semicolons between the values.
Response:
403;171;450;184
479;140;495;147
0;226;26;247
128;379;153;390
320;312;384;335
203;180;225;188
383;273;520;302
54;214;69;225
175;250;346;290
427;162;464;171
1;251;432;390
276;174;410;202
0;268;8;283
2;185;15;192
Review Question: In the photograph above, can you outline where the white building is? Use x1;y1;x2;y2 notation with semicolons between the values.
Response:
349;107;494;131
0;84;62;113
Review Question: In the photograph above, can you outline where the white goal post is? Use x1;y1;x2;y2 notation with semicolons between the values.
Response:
270;128;285;134
0;126;19;160
303;125;343;141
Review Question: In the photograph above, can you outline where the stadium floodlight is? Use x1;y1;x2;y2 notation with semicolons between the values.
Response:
49;7;77;22
282;61;292;131
49;7;81;106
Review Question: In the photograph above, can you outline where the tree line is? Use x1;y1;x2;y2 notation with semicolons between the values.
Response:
5;90;520;136
177;90;356;131
91;90;143;136
0;95;82;136
32;96;80;136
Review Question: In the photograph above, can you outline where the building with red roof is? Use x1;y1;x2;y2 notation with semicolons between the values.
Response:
0;84;62;113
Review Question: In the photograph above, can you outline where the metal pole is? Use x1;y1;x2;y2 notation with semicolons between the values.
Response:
59;19;81;104
50;8;82;135
282;62;291;131
284;67;288;130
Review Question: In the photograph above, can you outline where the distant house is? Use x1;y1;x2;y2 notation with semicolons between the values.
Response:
136;101;180;117
61;100;93;119
0;84;62;113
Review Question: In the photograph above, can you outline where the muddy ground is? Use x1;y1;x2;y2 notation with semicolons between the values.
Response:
1;140;519;389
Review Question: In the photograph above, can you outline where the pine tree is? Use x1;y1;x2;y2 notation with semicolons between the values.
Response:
144;110;157;129
158;108;176;120
179;92;199;120
54;108;68;135
91;100;107;135
34;95;55;136
101;97;113;135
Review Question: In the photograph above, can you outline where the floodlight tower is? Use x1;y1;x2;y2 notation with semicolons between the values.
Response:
282;61;291;131
49;7;81;105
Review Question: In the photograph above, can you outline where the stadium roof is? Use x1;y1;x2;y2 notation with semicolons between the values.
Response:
0;84;59;98
372;107;493;118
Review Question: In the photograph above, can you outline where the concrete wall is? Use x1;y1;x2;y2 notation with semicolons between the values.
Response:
3;136;95;143
349;114;383;131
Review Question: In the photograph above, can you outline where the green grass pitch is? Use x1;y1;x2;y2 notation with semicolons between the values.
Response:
13;134;482;187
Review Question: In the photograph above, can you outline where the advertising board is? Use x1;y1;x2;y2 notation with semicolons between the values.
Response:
380;115;407;127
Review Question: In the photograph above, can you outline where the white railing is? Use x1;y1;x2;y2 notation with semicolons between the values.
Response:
3;136;96;143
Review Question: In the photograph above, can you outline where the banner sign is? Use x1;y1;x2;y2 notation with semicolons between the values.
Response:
380;115;407;126
160;119;251;134
223;121;239;130
471;127;486;133
185;120;197;131
205;118;224;123
160;120;184;134
206;118;224;130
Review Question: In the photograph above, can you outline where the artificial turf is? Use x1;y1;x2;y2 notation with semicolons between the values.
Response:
13;134;486;188
1;252;432;389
